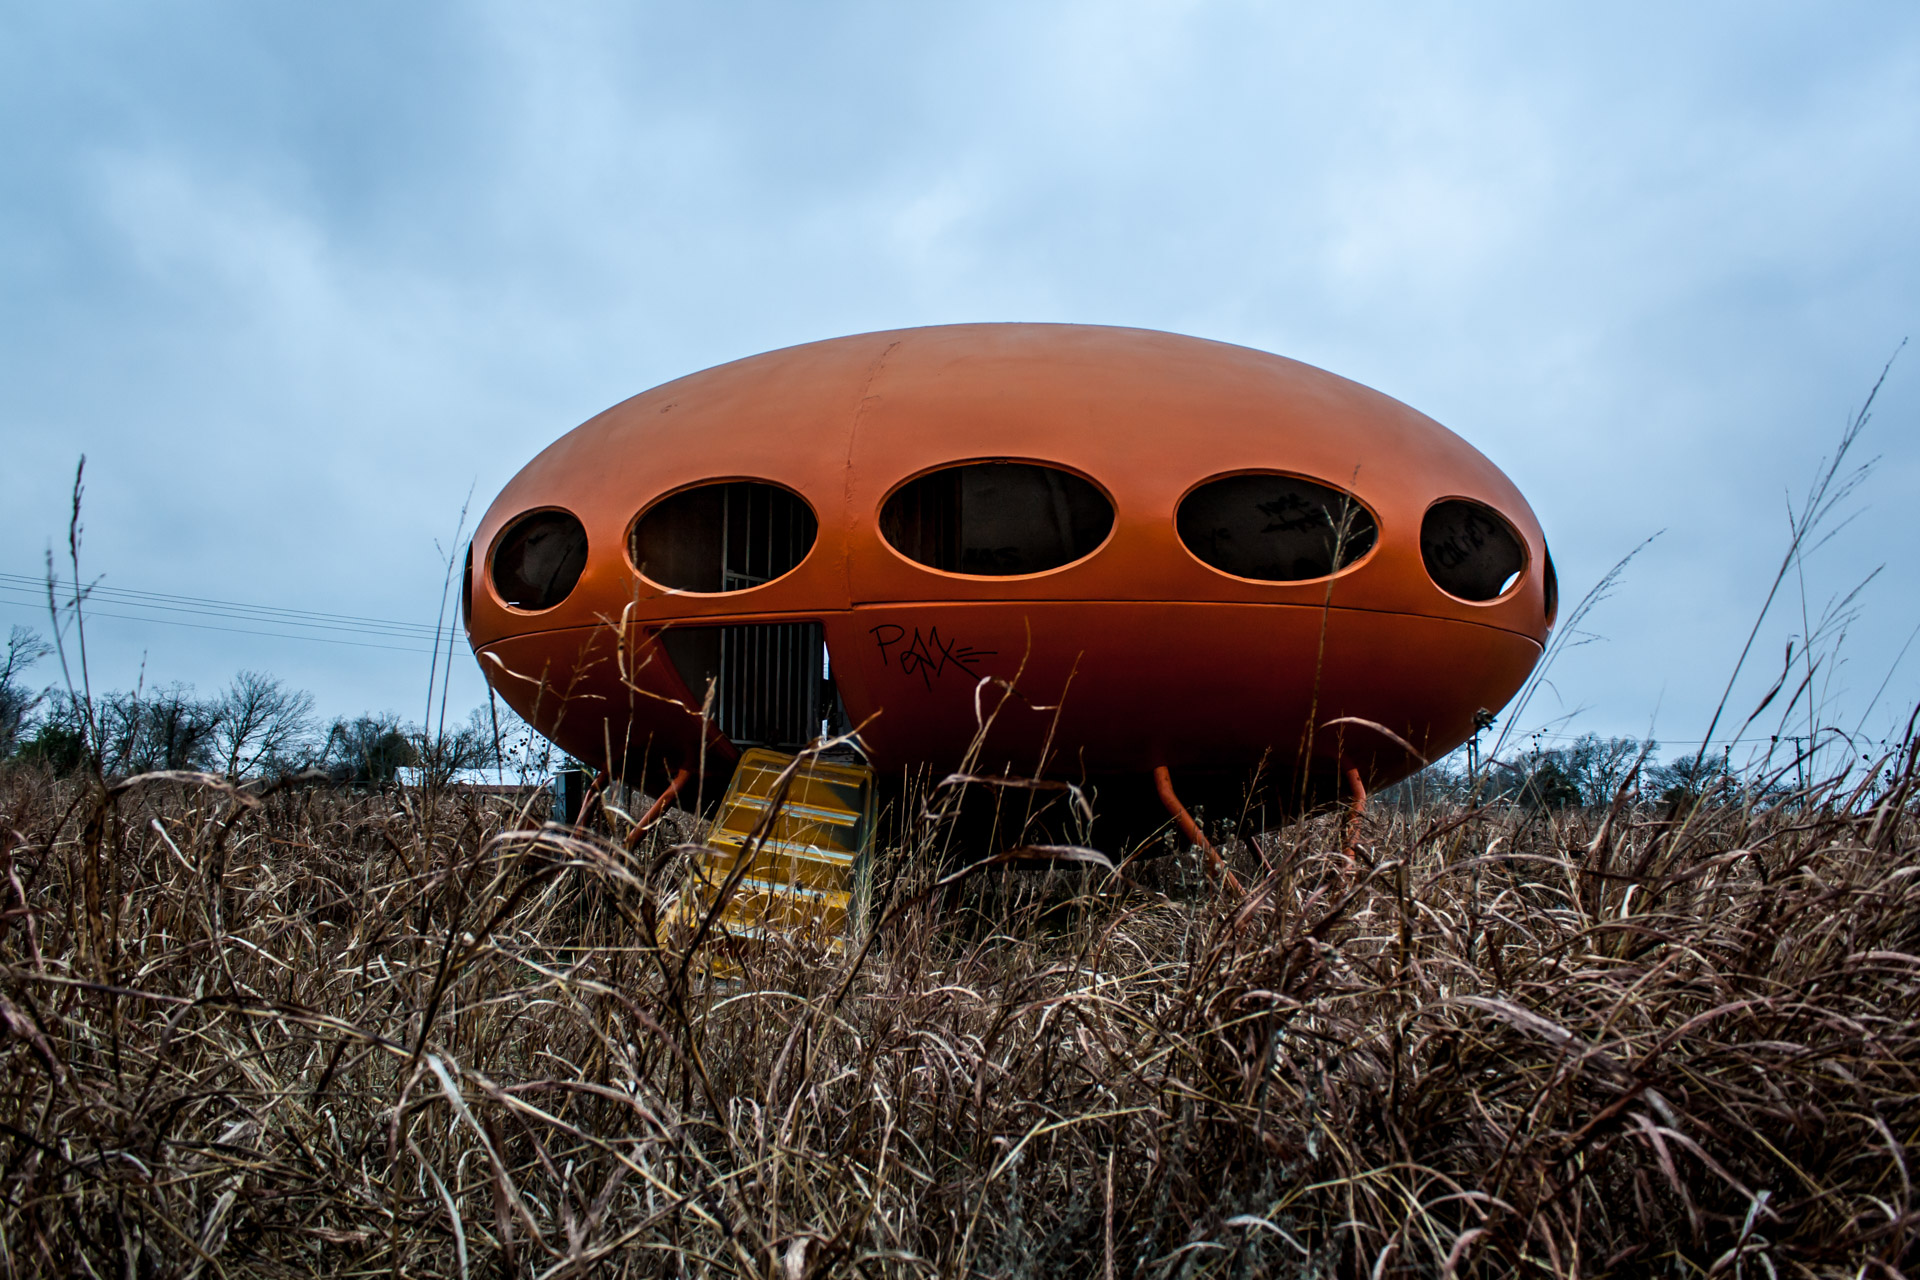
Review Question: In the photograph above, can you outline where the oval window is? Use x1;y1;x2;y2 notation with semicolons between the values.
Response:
461;541;474;627
630;481;818;593
1543;544;1559;626
880;461;1113;576
1422;499;1526;601
491;510;588;611
1176;474;1378;581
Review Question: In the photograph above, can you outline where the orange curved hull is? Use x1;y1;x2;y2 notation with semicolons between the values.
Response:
466;324;1551;813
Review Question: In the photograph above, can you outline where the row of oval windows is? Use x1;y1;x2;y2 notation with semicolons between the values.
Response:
482;462;1552;617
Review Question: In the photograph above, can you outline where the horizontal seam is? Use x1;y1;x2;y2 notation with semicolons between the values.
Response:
475;602;1543;649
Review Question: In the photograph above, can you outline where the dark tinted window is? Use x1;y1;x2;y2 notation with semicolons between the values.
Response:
490;510;588;611
880;462;1113;576
1421;499;1526;601
461;542;473;626
630;481;817;593
1543;545;1558;625
1176;474;1378;581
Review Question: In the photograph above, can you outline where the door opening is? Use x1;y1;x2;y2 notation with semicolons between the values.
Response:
659;621;833;750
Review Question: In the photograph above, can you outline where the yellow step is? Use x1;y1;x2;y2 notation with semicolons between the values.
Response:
664;747;875;967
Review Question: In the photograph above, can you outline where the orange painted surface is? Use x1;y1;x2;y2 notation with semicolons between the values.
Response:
466;323;1551;812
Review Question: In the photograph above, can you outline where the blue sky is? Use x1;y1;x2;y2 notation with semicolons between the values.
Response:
3;1;1917;764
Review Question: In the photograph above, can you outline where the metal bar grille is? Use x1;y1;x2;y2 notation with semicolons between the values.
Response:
720;484;814;592
717;621;824;749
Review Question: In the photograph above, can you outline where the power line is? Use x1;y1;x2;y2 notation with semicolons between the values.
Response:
0;572;451;639
2;570;460;655
0;586;447;646
0;597;442;654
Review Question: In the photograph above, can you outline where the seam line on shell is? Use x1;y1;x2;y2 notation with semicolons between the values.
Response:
473;602;1546;649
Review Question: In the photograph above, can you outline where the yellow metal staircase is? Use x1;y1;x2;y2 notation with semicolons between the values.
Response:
666;747;876;961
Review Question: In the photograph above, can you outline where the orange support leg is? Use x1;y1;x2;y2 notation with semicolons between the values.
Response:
626;766;693;849
1153;765;1242;893
1341;763;1368;865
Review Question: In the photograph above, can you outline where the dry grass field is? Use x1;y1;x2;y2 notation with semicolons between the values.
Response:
1;746;1916;1278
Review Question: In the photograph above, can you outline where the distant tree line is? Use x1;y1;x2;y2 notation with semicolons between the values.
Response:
7;619;1844;806
0;624;507;786
1381;731;1762;811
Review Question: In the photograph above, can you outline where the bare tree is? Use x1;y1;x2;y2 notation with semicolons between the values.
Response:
413;706;502;790
325;712;417;787
0;625;52;758
486;698;558;786
1555;733;1655;806
212;670;316;778
98;683;222;774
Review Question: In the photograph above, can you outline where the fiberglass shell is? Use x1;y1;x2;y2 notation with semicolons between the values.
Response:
465;323;1553;806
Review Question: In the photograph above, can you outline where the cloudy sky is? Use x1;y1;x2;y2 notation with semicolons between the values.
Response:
3;1;1916;766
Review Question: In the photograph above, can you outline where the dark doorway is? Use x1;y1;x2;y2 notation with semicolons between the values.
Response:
660;621;832;750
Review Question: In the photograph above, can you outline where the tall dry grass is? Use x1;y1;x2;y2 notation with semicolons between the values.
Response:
1;741;1917;1277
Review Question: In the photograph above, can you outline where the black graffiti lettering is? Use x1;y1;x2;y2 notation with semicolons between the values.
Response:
871;624;907;667
871;623;997;689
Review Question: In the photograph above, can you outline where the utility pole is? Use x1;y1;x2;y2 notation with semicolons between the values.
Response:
1467;708;1496;784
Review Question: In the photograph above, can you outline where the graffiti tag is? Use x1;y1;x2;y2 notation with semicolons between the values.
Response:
870;624;997;690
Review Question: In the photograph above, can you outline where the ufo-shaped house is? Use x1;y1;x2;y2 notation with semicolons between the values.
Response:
466;324;1554;833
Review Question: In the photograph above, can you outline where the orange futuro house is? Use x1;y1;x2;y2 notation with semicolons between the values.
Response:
465;323;1554;838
